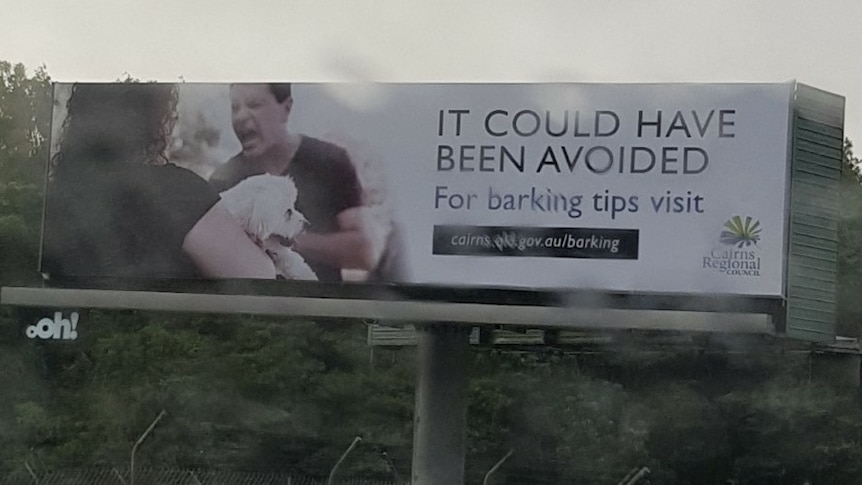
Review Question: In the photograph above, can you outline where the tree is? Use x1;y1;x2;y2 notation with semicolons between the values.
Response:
0;61;52;287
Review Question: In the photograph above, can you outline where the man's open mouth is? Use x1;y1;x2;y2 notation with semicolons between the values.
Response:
237;129;259;148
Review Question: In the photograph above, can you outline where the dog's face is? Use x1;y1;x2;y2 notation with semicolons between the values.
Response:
219;174;309;244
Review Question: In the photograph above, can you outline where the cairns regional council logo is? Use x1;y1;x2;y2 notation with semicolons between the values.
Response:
702;215;762;277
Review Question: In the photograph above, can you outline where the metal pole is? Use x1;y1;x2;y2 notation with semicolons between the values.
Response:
482;449;513;485
327;436;362;485
411;323;471;485
129;409;166;485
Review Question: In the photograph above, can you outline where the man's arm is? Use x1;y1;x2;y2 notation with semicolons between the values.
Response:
293;206;388;271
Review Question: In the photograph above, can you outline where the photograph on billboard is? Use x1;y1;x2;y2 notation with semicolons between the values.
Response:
40;82;793;296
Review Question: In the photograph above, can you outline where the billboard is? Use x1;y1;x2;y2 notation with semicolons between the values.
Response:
41;82;794;297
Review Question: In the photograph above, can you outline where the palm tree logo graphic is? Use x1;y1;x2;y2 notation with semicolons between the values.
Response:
720;216;761;248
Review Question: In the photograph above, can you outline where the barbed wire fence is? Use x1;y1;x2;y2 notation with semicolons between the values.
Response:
0;468;405;485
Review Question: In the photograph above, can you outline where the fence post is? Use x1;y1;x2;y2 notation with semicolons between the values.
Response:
327;436;362;485
23;461;38;485
112;467;128;485
189;470;203;485
482;449;513;485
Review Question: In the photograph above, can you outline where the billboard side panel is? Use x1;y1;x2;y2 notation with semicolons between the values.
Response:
785;84;844;342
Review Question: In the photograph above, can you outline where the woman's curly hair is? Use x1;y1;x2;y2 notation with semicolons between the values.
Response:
51;83;178;179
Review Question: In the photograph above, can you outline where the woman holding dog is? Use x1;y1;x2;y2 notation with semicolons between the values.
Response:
42;83;276;281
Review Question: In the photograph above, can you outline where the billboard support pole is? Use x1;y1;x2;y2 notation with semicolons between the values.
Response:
411;323;471;485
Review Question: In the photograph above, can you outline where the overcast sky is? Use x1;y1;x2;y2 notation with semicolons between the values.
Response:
2;0;859;143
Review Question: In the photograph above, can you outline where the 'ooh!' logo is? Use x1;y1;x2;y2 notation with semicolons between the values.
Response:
720;216;761;248
26;312;79;341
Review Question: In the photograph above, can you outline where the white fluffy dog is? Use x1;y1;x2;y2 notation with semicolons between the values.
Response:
219;174;318;281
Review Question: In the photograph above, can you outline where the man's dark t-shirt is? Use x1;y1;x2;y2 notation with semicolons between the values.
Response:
42;163;220;280
209;136;362;282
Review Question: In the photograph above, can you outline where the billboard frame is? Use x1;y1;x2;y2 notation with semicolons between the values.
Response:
1;81;846;342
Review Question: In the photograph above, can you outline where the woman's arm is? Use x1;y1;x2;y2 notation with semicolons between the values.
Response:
182;201;277;279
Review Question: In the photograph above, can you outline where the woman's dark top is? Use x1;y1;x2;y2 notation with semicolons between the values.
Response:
41;163;219;280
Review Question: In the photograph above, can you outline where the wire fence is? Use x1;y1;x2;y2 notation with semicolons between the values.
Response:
0;468;405;485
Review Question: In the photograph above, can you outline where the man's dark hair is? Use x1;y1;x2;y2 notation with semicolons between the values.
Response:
268;83;292;102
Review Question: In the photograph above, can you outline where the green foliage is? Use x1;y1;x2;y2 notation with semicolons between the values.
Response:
0;310;417;479
718;380;862;485
3;293;862;484
0;61;52;287
837;138;862;336
460;348;862;485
